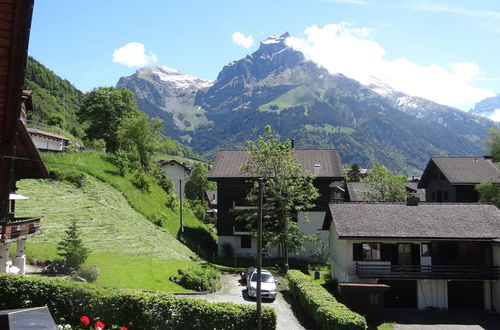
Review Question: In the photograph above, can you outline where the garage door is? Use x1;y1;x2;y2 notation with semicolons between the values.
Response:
379;280;417;308
448;281;484;310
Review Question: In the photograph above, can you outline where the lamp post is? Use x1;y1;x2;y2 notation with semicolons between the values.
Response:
256;177;263;330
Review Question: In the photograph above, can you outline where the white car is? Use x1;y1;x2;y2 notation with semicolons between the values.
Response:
247;269;277;300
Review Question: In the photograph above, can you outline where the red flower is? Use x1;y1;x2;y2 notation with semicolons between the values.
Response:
119;328;128;330
80;315;90;327
94;320;105;329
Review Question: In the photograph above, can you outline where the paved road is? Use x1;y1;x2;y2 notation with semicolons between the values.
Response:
181;273;315;330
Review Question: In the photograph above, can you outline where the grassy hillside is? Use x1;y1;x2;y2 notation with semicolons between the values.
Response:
16;177;195;291
41;151;217;255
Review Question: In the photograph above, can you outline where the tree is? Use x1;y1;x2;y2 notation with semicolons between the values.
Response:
117;112;162;169
346;163;362;182
486;128;500;162
78;87;139;153
476;180;500;207
47;113;64;128
363;165;407;202
240;125;319;270
57;219;89;270
185;163;215;200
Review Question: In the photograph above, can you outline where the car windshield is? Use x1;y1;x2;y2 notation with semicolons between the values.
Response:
250;273;274;283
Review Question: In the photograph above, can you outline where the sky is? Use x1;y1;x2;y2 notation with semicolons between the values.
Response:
28;0;500;111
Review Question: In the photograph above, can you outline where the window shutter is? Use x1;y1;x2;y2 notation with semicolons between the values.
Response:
353;243;362;261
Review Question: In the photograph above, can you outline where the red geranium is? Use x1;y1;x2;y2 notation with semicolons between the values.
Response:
80;315;90;327
94;320;105;329
119;328;128;330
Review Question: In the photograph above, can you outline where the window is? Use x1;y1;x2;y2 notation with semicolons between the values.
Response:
362;243;381;261
241;235;251;248
370;293;379;305
443;191;448;201
421;243;431;257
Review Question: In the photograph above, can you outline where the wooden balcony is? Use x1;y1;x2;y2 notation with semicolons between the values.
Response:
0;217;41;242
356;263;500;280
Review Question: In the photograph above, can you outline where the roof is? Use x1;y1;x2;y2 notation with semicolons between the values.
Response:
27;127;70;141
419;157;500;187
325;203;500;240
157;159;191;172
209;149;344;179
338;282;390;289
346;182;426;202
0;0;38;204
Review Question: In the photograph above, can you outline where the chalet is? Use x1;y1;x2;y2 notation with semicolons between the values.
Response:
322;201;500;313
158;159;191;197
346;182;426;202
418;156;500;202
0;0;49;275
27;127;69;152
204;190;217;209
208;149;344;259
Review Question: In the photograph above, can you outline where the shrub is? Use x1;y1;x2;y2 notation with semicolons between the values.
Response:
0;274;276;330
49;168;85;187
177;264;221;292
131;171;151;192
77;265;100;283
287;270;367;330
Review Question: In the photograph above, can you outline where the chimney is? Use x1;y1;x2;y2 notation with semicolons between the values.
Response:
406;196;419;206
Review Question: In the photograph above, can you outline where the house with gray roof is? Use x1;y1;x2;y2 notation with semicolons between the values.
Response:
322;201;500;312
418;156;500;202
209;149;344;259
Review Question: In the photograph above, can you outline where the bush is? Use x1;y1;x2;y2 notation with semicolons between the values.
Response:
49;168;85;187
0;274;276;330
131;171;151;192
177;264;220;292
287;270;367;330
77;265;100;283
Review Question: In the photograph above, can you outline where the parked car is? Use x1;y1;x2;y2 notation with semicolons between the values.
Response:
246;269;277;300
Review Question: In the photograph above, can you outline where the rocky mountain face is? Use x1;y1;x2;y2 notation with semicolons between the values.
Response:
117;33;499;174
470;94;500;122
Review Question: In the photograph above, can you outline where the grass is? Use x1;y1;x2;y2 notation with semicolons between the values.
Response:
15;175;199;291
41;151;216;254
259;86;317;113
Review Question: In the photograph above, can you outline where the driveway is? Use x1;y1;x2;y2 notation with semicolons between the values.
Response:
383;309;500;330
180;273;315;330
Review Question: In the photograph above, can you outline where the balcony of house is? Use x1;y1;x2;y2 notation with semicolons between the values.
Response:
0;217;41;243
354;241;500;280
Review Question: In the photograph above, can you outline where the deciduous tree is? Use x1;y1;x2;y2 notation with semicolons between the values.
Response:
185;163;214;200
486;128;500;162
240;125;319;270
363;165;406;202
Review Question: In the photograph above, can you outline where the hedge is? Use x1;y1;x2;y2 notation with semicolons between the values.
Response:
0;274;276;330
287;270;366;330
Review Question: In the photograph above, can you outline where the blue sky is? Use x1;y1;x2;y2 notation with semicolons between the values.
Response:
29;0;500;110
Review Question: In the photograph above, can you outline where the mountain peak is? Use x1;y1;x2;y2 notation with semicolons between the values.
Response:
260;32;290;45
136;65;213;90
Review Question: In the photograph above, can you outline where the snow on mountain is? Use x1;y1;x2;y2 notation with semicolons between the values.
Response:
470;94;500;122
139;66;213;90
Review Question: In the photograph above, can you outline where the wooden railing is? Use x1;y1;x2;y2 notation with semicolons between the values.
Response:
356;263;500;280
0;217;41;241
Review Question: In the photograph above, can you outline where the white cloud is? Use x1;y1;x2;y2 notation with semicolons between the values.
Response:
232;32;255;49
112;42;158;67
286;23;494;108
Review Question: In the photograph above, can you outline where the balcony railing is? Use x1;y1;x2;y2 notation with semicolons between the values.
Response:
356;263;500;280
0;217;41;242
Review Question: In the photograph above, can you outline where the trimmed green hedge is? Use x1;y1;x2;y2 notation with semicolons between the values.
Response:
0;274;276;330
287;270;366;330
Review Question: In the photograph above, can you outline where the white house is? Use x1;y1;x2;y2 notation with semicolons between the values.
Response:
158;159;191;197
27;127;69;152
323;201;500;311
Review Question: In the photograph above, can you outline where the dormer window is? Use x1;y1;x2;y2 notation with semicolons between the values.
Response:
314;162;321;168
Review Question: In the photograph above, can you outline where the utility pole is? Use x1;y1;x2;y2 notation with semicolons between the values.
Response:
257;177;263;330
179;179;183;240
